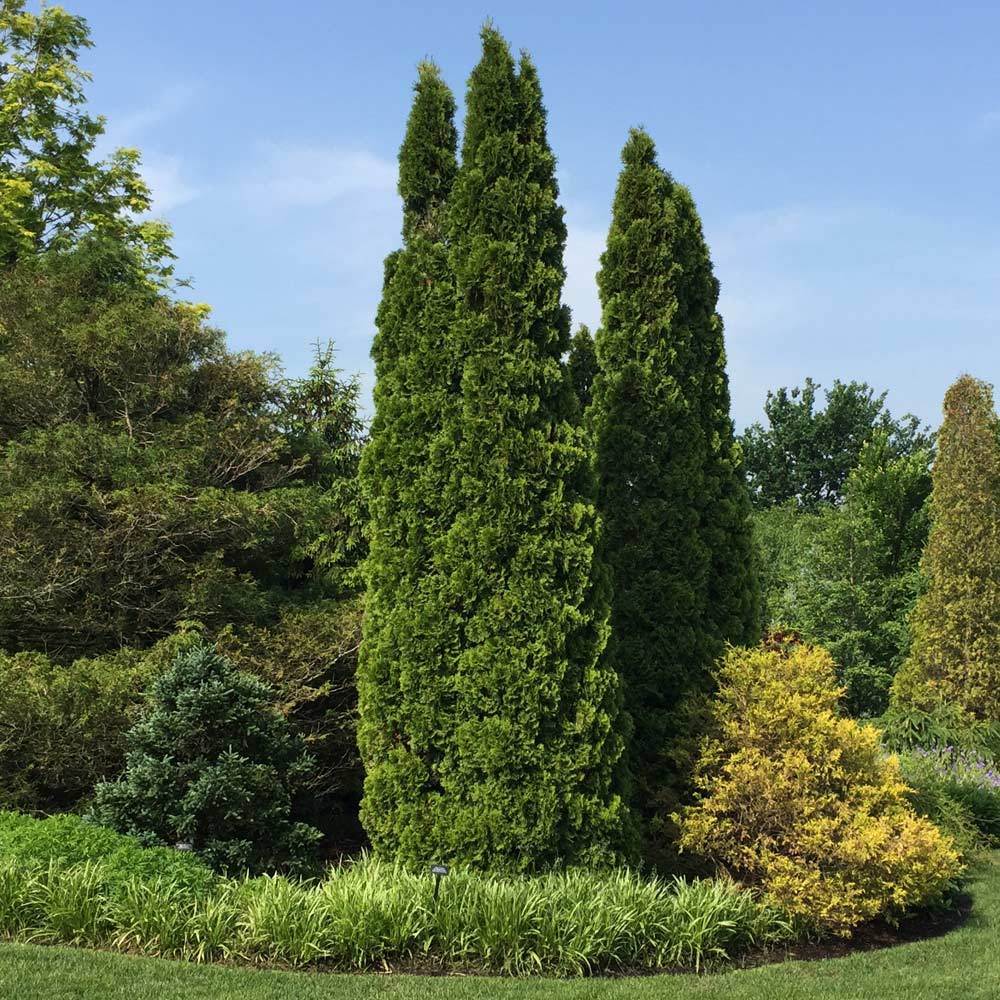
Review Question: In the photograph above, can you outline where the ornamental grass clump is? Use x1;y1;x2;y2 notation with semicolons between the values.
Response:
0;850;792;975
677;640;963;936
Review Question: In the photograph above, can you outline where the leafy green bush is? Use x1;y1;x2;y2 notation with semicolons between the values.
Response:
899;749;1000;846
879;697;1000;757
677;641;963;935
895;757;982;859
92;644;321;877
0;855;792;974
0;631;200;813
0;813;214;896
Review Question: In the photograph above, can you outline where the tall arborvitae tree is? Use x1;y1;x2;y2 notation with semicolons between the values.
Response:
671;185;760;646
362;27;625;869
591;129;757;827
892;375;1000;721
591;129;712;817
357;63;460;853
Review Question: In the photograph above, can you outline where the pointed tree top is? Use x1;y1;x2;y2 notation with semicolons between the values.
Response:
621;127;658;169
398;59;457;241
943;373;995;422
462;25;518;159
479;21;513;61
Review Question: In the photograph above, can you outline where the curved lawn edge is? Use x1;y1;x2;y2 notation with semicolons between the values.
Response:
0;857;995;999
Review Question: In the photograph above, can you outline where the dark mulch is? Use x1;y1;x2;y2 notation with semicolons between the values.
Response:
738;891;974;969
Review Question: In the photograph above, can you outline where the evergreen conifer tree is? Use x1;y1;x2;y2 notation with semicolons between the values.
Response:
671;185;760;646
357;63;461;855
591;130;711;815
92;644;321;876
892;375;1000;721
361;28;625;869
591;130;758;824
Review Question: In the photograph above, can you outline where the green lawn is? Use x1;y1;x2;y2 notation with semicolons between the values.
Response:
0;857;996;1000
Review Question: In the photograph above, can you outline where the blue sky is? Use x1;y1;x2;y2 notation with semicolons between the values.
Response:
78;0;999;429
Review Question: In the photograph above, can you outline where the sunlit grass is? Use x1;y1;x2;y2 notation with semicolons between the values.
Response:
0;855;790;975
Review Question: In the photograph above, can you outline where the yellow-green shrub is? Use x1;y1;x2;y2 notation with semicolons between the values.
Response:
0;631;197;812
891;376;1000;721
677;641;962;935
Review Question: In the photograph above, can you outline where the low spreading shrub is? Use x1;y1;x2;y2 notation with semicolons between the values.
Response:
0;854;791;974
677;641;963;936
899;748;1000;845
0;812;215;895
91;644;322;877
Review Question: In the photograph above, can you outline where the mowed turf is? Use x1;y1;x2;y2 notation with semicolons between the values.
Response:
0;856;996;1000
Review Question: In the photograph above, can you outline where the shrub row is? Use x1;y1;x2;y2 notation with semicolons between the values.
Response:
0;852;791;975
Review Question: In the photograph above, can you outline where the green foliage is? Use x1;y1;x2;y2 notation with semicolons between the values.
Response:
678;641;963;935
778;434;931;716
896;759;982;861
741;378;932;510
898;749;1000;848
0;242;364;659
92;645;321;877
589;128;757;828
0;1;170;274
0;630;198;812
893;375;1000;721
360;28;624;869
567;324;598;412
673;184;760;651
879;697;1000;757
0;853;791;974
751;502;824;629
0;812;215;895
216;598;364;837
358;60;462;861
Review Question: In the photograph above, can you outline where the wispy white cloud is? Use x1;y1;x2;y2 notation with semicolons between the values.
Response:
710;205;852;258
243;144;397;209
141;153;199;213
97;83;201;215
108;84;199;145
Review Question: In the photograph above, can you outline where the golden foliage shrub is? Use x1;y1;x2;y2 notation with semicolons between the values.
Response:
677;641;962;935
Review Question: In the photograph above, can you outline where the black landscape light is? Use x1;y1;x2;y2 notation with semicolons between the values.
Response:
431;863;449;902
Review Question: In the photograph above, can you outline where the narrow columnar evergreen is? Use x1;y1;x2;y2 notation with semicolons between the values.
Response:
591;130;757;825
671;185;760;647
357;63;461;853
363;27;625;869
893;375;1000;721
591;130;711;815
